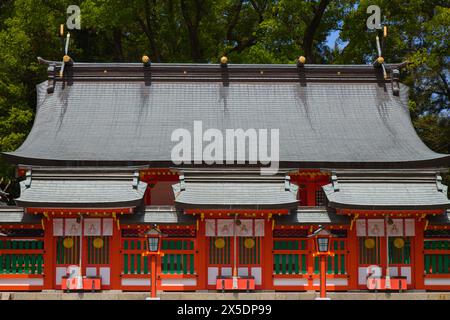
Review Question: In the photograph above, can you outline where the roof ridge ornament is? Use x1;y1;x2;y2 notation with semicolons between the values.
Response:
373;30;387;79
142;55;152;86
24;170;32;188
220;56;229;87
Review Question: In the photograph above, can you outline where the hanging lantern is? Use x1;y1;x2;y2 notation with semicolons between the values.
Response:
394;238;405;249
364;238;375;249
63;237;74;249
215;238;225;249
93;237;104;249
244;238;255;249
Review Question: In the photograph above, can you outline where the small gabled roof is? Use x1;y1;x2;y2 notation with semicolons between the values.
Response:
172;169;298;209
3;61;449;169
323;170;450;210
15;168;147;208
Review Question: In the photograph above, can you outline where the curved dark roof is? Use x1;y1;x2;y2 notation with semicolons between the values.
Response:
323;170;450;210
15;168;147;208
3;62;449;168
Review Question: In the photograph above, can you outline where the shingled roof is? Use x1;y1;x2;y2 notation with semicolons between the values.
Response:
3;61;449;169
323;170;450;210
172;169;298;209
15;167;147;208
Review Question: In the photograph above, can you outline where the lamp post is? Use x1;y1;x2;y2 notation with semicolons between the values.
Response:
142;225;165;300
308;225;334;300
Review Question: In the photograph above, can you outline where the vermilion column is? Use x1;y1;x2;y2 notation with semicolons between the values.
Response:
196;219;207;290
43;217;54;290
347;225;358;290
110;220;122;289
261;219;274;290
414;219;425;290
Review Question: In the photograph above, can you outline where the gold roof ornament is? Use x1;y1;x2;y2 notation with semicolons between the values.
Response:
220;56;228;66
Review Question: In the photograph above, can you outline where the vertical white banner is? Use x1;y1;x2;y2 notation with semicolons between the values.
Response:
102;218;113;236
65;218;81;236
217;220;234;237
84;218;101;236
367;219;385;237
236;220;253;237
404;219;415;236
356;219;367;237
387;219;403;236
254;219;265;237
53;218;64;236
205;219;216;237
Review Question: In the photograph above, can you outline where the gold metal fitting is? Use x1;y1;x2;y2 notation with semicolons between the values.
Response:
220;56;228;65
63;55;71;63
376;56;384;64
142;55;150;64
298;56;306;65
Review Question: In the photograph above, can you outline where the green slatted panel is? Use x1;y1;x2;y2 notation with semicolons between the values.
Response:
190;254;194;274
294;254;299;274
162;253;168;274
281;254;286;274
183;254;188;274
170;254;174;274
274;254;279;274
314;257;319;274
5;255;10;273
425;255;430;274
302;255;307;274
438;255;444;273
130;254;135;274
327;256;332;274
334;254;339;274
431;255;436;273
176;254;182;274
143;256;149;274
136;254;141;274
123;254;128;274
340;254;346;274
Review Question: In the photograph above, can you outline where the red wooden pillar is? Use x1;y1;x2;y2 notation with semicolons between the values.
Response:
43;217;54;290
319;255;327;298
110;220;122;289
347;224;358;290
306;183;316;206
151;255;157;298
196;218;207;290
156;247;162;293
261;218;274;290
307;232;315;289
414;218;425;290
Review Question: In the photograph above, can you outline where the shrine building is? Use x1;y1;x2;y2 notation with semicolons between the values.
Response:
0;57;449;292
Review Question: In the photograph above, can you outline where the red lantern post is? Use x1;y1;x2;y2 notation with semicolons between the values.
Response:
142;226;165;299
308;226;335;300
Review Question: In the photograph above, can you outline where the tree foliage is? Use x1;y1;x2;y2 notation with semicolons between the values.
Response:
0;0;449;194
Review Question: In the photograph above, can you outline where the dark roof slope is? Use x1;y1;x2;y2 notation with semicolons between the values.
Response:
3;62;449;168
323;170;450;210
15;168;147;208
172;169;298;209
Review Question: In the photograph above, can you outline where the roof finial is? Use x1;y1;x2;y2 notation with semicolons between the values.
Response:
297;56;306;66
220;56;228;67
59;32;72;78
142;55;151;67
373;34;387;79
